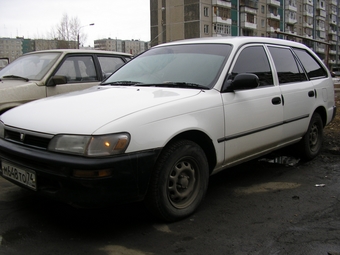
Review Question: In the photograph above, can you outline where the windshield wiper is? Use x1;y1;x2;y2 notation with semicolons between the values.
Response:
134;82;208;90
101;81;142;86
2;75;29;82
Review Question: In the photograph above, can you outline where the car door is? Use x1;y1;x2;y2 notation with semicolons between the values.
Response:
46;55;99;97
267;45;315;142
220;45;283;166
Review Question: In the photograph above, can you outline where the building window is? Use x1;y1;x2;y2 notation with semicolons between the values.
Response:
214;23;231;35
204;7;209;17
214;6;231;19
261;5;265;13
204;25;209;34
261;19;265;27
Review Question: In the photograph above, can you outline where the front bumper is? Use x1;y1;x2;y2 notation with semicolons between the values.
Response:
0;138;161;207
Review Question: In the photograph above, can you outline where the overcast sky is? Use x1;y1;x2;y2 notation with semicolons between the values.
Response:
0;0;151;46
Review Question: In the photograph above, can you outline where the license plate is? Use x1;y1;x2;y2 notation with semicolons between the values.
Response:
1;161;37;190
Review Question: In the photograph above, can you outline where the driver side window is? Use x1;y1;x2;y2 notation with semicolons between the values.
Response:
231;46;273;86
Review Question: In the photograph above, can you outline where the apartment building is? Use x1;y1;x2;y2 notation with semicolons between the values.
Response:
0;37;77;62
150;0;340;69
94;38;148;55
94;38;125;52
0;38;23;63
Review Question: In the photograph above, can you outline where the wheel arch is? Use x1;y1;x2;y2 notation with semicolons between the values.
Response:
164;130;217;174
314;106;327;127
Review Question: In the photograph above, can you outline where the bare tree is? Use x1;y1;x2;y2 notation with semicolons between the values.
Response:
54;13;88;48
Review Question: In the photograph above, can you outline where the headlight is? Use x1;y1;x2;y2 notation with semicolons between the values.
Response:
48;133;130;156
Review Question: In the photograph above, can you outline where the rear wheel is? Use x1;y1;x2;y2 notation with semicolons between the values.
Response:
145;140;209;222
298;113;323;160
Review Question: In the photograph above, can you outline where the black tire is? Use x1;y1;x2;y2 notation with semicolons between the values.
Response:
145;140;209;222
298;113;323;160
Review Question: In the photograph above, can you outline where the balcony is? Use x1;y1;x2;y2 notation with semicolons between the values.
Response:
328;29;336;35
267;13;280;20
329;34;337;42
303;0;313;4
316;26;325;32
329;59;336;65
240;6;257;14
239;0;257;8
329;50;337;55
315;47;325;54
331;9;337;15
267;0;280;7
303;11;313;17
267;26;280;33
216;0;232;8
286;30;297;36
303;33;313;39
286;4;297;12
213;16;232;25
316;3;326;10
241;21;257;30
331;19;336;25
303;22;313;28
317;30;326;39
286;16;297;24
316;9;326;18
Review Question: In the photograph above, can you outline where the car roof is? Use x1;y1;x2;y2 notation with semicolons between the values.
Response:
24;49;133;57
155;36;310;50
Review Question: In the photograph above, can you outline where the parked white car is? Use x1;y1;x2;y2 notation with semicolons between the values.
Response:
0;49;132;113
0;37;336;221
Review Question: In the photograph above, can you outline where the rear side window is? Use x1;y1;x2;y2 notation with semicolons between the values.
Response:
97;56;125;79
268;46;307;84
293;48;327;80
231;46;273;86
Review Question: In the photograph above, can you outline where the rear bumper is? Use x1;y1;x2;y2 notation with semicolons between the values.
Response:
331;105;337;122
0;138;161;207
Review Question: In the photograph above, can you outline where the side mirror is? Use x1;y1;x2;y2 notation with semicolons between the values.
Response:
0;58;9;70
331;71;336;78
224;73;260;92
47;75;67;86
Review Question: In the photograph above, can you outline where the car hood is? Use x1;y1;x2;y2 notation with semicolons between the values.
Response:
1;85;202;134
0;79;41;105
0;79;37;89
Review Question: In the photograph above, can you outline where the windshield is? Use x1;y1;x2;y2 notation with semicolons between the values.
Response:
103;44;232;89
0;52;61;81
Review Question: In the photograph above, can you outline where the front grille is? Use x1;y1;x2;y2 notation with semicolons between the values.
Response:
24;134;51;148
5;129;20;141
5;128;53;150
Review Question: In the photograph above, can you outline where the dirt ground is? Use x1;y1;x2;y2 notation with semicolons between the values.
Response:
323;91;340;159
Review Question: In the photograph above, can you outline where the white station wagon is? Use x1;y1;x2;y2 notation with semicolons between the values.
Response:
0;37;336;222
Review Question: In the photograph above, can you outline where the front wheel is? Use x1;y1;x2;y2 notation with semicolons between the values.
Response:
145;140;209;222
298;112;324;160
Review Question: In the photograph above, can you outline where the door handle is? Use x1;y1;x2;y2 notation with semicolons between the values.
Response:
272;97;282;105
308;90;315;97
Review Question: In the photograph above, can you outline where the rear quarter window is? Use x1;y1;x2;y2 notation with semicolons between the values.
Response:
268;46;307;84
293;48;327;80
